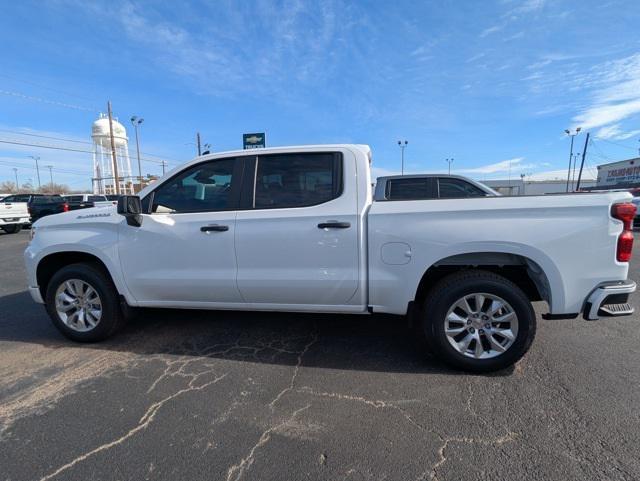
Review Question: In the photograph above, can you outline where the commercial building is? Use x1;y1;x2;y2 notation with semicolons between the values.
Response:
480;178;597;195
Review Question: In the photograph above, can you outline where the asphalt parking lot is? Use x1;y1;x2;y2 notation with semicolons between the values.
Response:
1;229;639;481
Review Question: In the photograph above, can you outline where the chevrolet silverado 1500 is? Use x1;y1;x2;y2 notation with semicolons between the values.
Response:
0;199;29;233
24;145;637;371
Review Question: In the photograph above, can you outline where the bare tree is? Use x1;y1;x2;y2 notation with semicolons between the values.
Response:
0;181;17;193
38;183;70;194
19;182;34;194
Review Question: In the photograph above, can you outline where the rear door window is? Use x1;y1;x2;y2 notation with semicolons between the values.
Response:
253;153;342;209
437;178;487;198
385;177;437;200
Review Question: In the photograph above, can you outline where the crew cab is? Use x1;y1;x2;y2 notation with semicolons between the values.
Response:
24;145;637;372
0;198;29;234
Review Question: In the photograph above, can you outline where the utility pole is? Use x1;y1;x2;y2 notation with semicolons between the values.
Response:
107;101;120;195
576;132;590;191
196;132;202;156
45;165;53;188
130;116;144;192
29;155;41;189
12;168;18;191
570;152;580;191
161;160;167;175
565;127;581;192
445;158;454;175
397;140;408;175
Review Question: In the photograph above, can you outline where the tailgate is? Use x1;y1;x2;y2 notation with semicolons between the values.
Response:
1;202;29;217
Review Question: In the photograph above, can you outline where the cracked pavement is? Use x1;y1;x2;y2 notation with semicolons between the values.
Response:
1;230;639;481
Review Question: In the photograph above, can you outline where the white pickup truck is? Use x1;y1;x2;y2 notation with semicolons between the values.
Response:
1;199;29;234
24;144;637;371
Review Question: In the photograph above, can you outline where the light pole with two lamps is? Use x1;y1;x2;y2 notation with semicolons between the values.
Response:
445;158;454;175
564;127;581;192
397;140;408;175
130;116;144;191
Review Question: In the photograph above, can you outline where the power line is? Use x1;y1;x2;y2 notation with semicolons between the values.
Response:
0;138;175;166
0;159;89;177
0;89;96;112
0;129;93;144
0;73;100;104
594;137;640;152
0;129;184;162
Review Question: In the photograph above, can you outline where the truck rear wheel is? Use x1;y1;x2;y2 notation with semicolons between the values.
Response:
45;263;125;342
421;270;536;373
2;224;21;234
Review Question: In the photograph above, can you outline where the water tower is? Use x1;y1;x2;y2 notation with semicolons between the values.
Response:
92;114;134;195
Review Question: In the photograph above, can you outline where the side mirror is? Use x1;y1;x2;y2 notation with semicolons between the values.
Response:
117;195;143;227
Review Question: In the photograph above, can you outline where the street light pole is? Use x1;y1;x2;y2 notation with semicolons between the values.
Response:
130;116;144;192
397;140;408;175
445;158;454;175
45;165;53;188
565;127;581;192
29;155;41;189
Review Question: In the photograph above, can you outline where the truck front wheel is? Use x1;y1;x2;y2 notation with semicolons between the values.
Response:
44;263;125;342
422;270;536;373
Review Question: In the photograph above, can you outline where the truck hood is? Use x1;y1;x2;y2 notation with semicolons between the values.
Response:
33;205;119;228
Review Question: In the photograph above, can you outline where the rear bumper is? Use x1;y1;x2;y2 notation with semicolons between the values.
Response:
0;216;30;225
584;280;636;320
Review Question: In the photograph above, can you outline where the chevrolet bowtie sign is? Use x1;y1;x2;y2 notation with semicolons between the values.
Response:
243;133;266;149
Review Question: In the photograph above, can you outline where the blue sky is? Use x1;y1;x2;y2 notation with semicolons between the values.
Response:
1;0;640;190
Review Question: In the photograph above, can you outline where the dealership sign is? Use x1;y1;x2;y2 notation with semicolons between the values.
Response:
597;159;640;187
243;133;266;149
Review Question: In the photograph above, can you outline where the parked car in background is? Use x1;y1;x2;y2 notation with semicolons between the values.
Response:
0;198;30;233
25;144;637;372
2;194;69;222
63;194;112;211
105;194;123;205
374;174;499;201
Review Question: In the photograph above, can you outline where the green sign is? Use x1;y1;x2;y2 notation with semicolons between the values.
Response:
243;132;265;149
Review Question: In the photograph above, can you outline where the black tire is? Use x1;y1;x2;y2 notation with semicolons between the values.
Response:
421;270;536;373
2;224;21;234
45;263;125;342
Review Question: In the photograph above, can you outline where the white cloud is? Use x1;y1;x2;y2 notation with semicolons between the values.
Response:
571;53;640;130
457;157;529;174
372;157;536;180
480;25;504;38
574;99;640;131
595;124;640;140
466;52;487;63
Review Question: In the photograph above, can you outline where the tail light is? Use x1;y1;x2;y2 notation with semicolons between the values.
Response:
611;203;636;262
63;203;69;212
